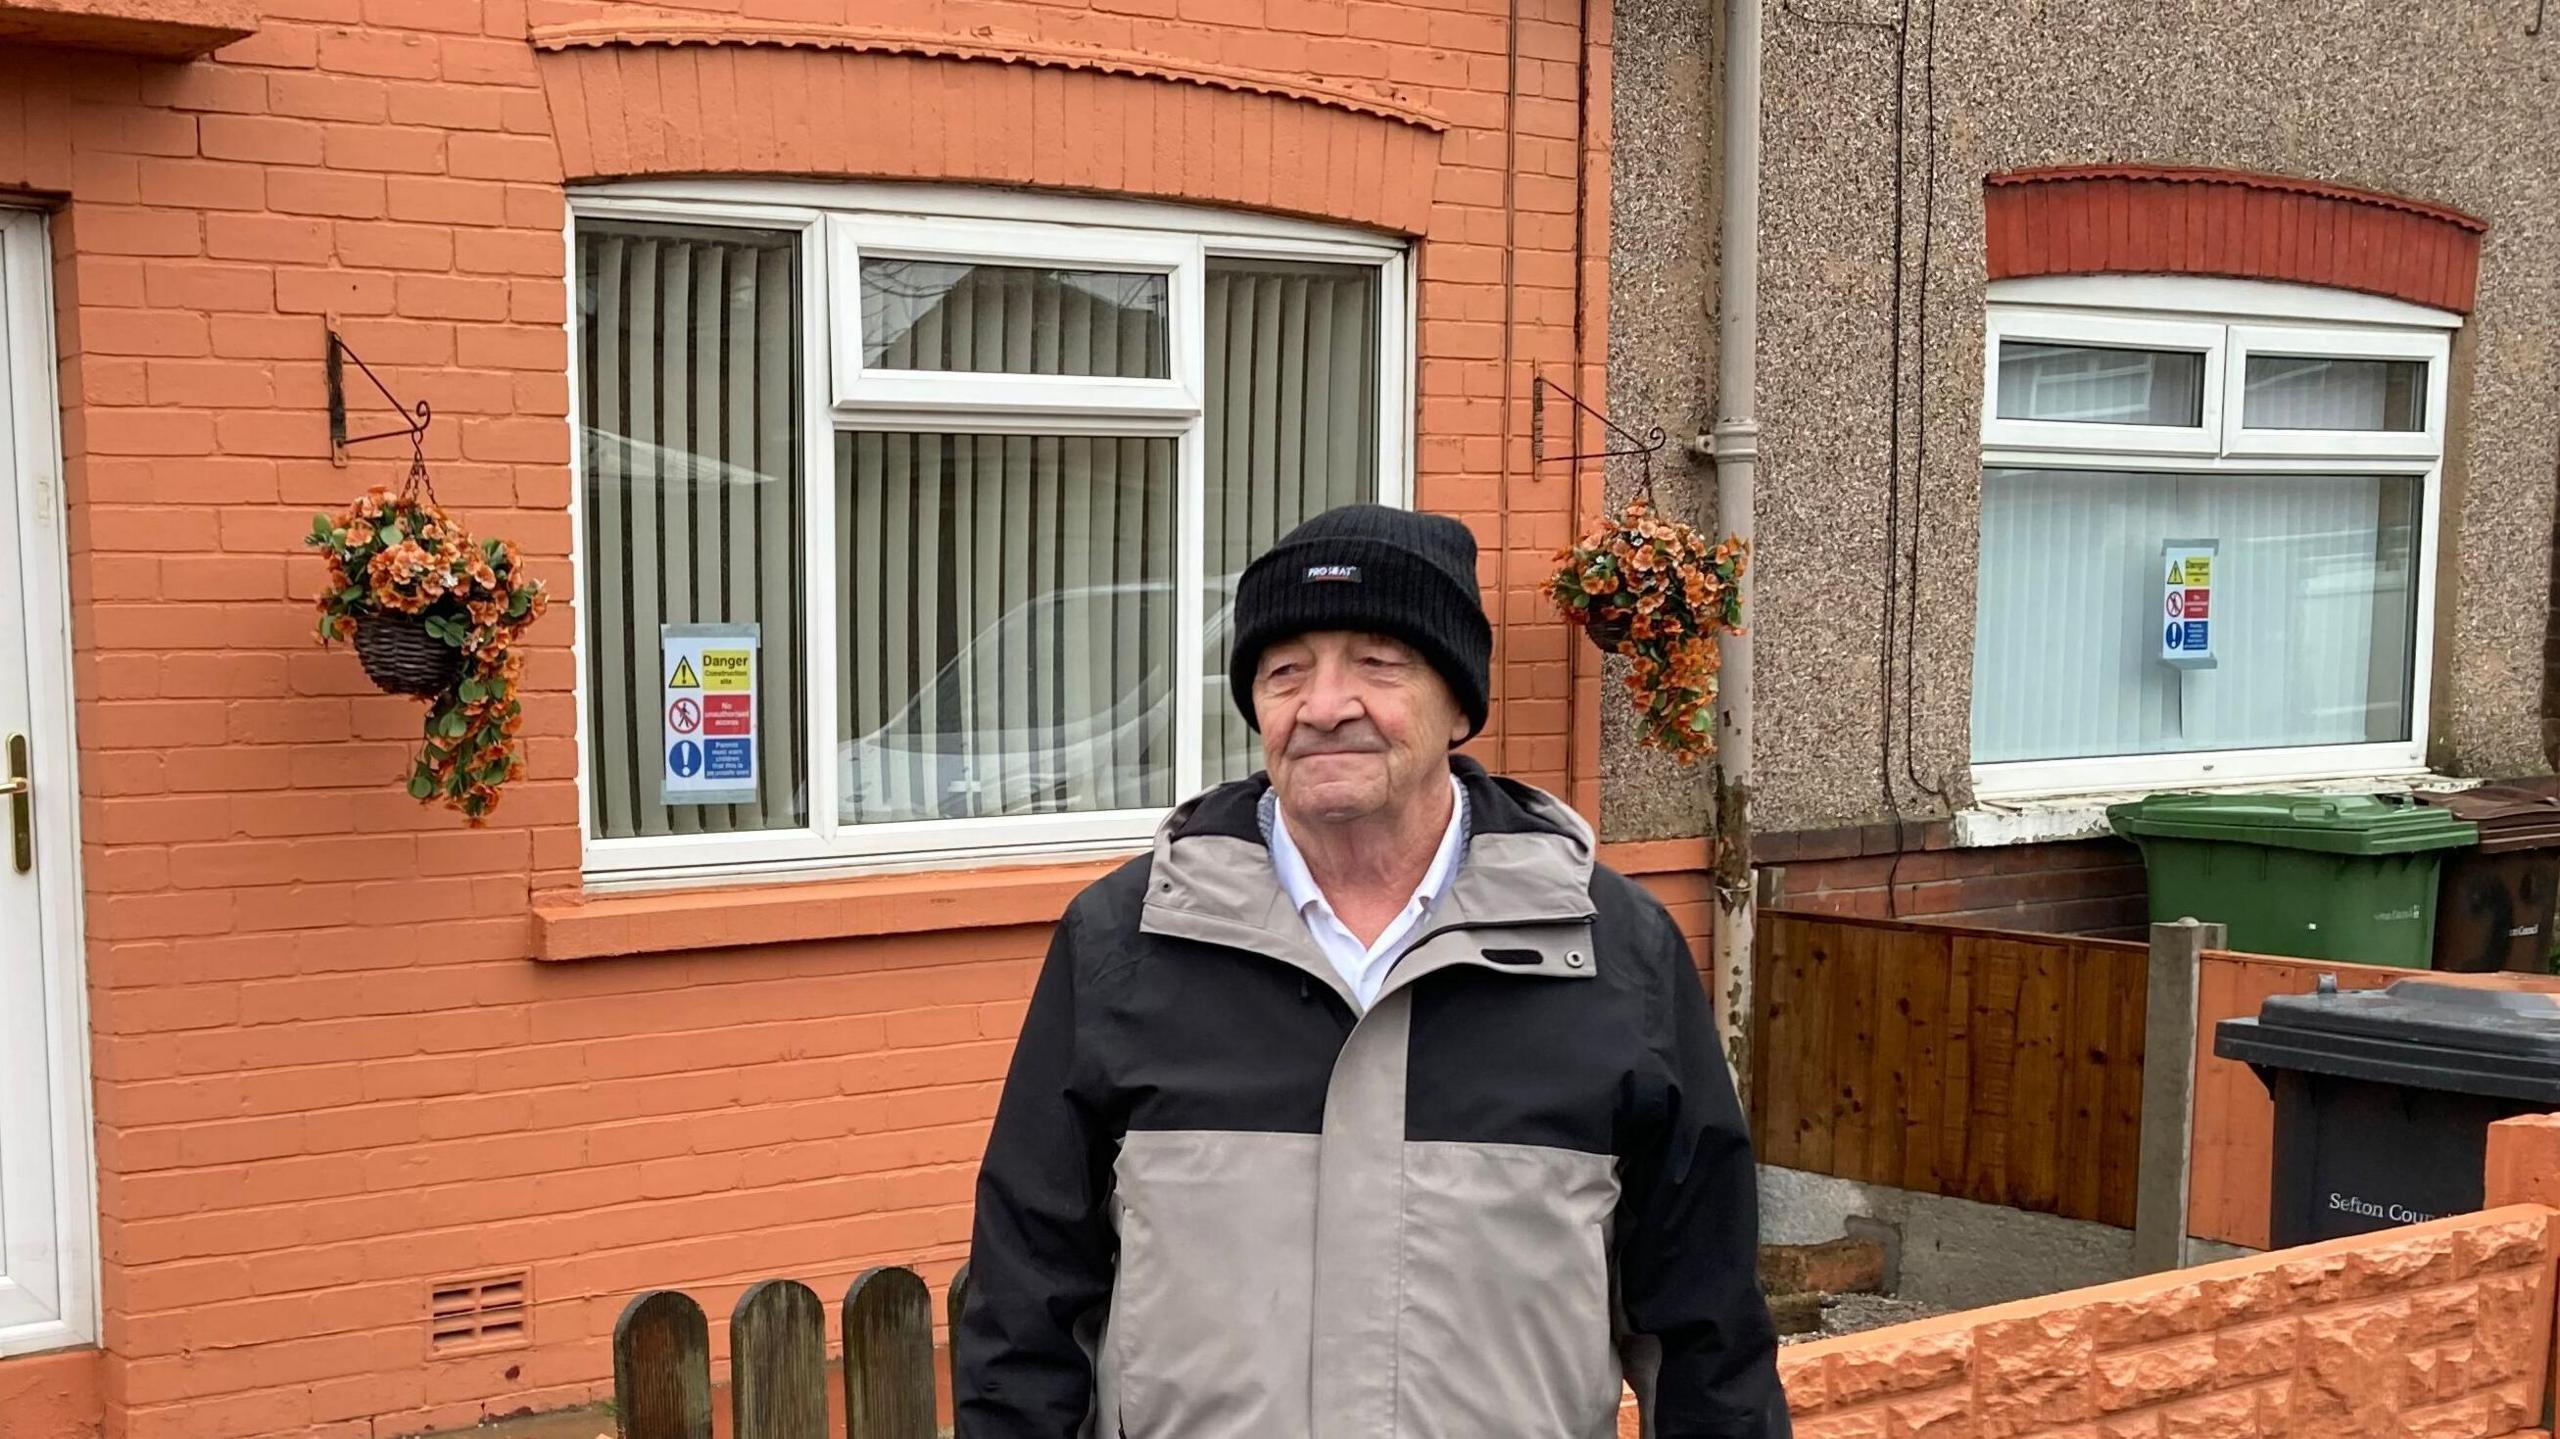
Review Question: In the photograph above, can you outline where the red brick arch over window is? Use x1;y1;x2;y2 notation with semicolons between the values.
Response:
1984;166;2486;314
532;21;1447;236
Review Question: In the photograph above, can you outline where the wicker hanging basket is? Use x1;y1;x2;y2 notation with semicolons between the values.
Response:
354;611;464;697
1582;611;1633;652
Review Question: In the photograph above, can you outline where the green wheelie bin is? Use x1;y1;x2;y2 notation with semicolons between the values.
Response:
2107;793;2476;968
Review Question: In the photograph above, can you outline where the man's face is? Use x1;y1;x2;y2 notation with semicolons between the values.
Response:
1252;631;1468;828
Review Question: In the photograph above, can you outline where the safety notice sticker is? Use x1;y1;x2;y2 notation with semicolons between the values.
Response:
2159;540;2218;671
662;622;759;806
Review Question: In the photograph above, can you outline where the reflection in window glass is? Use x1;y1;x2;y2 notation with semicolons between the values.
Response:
2243;355;2425;431
836;432;1177;825
860;259;1170;378
1971;468;2419;764
577;221;809;841
1996;342;2205;425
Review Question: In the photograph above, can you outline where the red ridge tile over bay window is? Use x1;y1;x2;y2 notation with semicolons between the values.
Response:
1985;166;2486;314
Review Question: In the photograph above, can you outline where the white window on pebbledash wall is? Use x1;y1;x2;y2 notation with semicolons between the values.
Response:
568;184;1412;880
1970;276;2454;801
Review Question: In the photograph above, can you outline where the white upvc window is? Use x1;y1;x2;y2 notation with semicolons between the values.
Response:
1971;276;2454;801
569;182;1412;881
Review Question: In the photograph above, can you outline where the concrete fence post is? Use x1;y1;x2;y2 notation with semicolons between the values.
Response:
2134;917;2224;1273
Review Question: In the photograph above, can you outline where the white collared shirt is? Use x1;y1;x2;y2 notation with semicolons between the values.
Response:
1261;775;1470;1011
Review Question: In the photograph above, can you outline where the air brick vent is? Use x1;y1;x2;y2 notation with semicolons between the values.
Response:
430;1270;530;1354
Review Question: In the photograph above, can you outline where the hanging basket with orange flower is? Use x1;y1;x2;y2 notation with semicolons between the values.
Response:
1545;493;1747;764
305;465;548;824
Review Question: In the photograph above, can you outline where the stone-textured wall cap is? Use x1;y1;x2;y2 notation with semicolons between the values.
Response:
0;0;255;60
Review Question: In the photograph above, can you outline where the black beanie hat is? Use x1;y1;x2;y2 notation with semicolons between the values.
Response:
1227;504;1493;739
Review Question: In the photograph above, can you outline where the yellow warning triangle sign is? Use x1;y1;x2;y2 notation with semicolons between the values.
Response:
2167;561;2185;585
667;656;701;689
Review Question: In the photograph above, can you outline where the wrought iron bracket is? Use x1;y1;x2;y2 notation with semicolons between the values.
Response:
1530;372;1668;495
327;323;432;468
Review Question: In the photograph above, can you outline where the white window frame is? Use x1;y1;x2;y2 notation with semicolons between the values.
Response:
1972;275;2455;802
569;181;1414;883
827;213;1204;421
1982;308;2226;456
2223;322;2447;460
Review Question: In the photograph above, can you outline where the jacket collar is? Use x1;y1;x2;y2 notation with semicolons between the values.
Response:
1138;757;1598;1008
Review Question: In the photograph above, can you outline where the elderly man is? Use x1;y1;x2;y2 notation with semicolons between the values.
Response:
957;505;1788;1438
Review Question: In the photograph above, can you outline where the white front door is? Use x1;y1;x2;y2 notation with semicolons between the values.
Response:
0;207;95;1357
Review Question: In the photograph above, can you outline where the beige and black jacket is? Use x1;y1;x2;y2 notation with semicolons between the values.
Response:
955;759;1788;1438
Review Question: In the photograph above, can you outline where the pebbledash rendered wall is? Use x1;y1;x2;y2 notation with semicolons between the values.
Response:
1747;0;2560;836
0;0;1685;1435
1599;0;2560;933
1617;2;2560;839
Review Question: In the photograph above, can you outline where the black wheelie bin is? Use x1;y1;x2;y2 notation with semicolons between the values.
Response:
2214;978;2560;1247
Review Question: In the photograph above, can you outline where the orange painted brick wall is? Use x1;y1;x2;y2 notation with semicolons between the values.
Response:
0;0;1630;1435
0;1347;107;1439
1777;1204;2559;1439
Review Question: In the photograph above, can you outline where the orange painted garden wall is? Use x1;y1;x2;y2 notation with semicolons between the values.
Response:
1734;1115;2560;1439
1773;1203;2558;1439
1622;1115;2560;1439
0;0;1635;1434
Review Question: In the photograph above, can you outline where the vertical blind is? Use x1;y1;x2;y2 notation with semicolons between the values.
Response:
838;432;1175;824
2242;355;2426;431
1996;343;2205;426
1972;468;2419;763
837;257;1378;820
1202;259;1382;783
579;223;807;841
583;231;1388;842
861;259;1170;377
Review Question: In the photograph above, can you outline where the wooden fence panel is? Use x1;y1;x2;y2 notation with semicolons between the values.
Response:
610;1267;963;1439
2060;941;2116;1223
1960;937;2025;1208
1864;928;1911;1188
613;1290;713;1439
2098;952;2148;1230
732;1281;828;1439
843;1267;938;1439
1827;920;1876;1172
1751;911;2149;1227
1897;934;1949;1196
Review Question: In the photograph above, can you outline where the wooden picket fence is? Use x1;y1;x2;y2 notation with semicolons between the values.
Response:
613;1265;969;1439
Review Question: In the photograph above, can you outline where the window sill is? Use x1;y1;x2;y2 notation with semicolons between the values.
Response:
1953;770;2473;849
0;0;257;60
532;857;1127;961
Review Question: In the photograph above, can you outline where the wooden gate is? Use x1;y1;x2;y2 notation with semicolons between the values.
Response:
612;1265;968;1439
